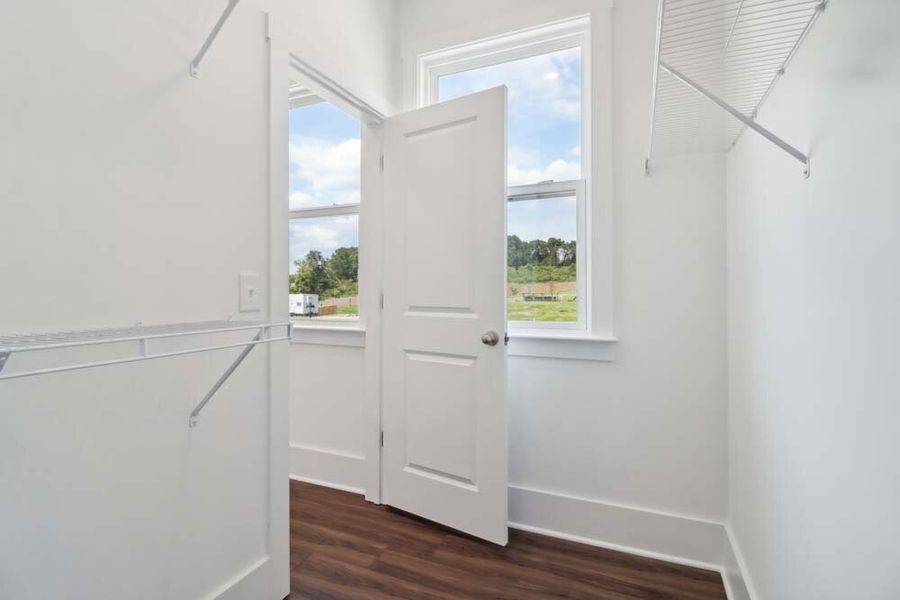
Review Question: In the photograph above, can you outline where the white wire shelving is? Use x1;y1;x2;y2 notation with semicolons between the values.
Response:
0;320;291;427
646;0;827;176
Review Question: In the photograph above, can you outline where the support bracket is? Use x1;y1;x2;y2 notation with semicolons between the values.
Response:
0;351;9;374
190;0;240;78
189;331;261;427
659;60;810;178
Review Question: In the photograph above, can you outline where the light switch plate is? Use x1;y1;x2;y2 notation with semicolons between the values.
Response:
239;272;262;312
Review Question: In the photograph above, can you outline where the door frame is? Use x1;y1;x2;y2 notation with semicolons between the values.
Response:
264;12;291;598
285;60;386;505
269;24;388;505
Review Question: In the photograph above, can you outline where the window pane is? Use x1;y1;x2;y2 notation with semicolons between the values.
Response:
507;194;577;323
438;46;582;187
289;102;361;210
289;215;359;319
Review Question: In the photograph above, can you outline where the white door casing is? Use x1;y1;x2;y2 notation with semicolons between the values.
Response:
380;87;508;545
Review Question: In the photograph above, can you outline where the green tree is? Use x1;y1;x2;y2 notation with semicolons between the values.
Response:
290;250;334;296
507;235;527;268
507;235;577;273
327;246;359;282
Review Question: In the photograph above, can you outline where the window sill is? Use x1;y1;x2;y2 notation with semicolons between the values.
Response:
288;324;615;358
290;322;366;348
507;331;616;361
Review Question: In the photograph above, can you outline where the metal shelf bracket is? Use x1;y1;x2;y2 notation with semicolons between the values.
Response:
660;60;810;178
189;331;260;428
190;0;240;78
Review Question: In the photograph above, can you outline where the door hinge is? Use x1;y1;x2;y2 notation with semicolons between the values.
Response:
379;292;384;310
380;431;384;447
379;154;384;171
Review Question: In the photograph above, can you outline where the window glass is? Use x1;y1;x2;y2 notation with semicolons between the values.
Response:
288;96;361;321
289;102;361;209
289;215;359;318
507;193;577;323
438;46;584;326
438;46;582;186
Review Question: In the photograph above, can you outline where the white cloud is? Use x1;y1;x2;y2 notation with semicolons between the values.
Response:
508;159;581;186
289;191;315;211
289;137;361;208
288;215;358;269
443;46;582;125
508;145;541;170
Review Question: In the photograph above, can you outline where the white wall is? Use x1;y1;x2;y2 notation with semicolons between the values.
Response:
281;0;399;114
0;1;293;597
289;340;367;492
1;0;400;594
726;1;900;598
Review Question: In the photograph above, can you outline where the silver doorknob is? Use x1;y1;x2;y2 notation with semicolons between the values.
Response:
481;331;500;346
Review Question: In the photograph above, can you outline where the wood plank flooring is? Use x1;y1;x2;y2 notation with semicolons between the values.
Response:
289;480;726;600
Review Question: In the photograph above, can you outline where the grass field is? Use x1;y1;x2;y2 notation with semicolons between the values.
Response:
507;298;577;322
332;302;575;321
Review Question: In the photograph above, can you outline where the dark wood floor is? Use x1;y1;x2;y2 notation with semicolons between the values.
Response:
289;480;726;600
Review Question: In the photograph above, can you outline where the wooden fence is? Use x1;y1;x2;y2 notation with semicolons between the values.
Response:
320;296;359;308
508;281;576;295
318;296;358;316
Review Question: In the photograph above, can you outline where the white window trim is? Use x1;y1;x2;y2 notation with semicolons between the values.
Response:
289;203;358;220
507;180;587;334
417;14;617;360
288;84;322;109
417;16;591;109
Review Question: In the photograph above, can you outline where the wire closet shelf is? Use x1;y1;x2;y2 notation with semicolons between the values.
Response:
646;0;827;176
0;320;292;427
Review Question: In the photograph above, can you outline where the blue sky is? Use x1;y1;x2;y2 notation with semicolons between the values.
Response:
289;46;582;271
289;103;361;210
288;103;361;269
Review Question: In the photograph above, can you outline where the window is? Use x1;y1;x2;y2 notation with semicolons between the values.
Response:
288;88;361;321
507;181;585;327
424;17;591;332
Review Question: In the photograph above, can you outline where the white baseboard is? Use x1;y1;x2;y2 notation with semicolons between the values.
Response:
720;524;755;600
205;556;278;600
509;484;726;570
289;443;366;495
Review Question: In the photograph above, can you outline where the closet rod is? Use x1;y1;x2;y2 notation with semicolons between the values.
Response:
0;322;291;382
0;320;291;429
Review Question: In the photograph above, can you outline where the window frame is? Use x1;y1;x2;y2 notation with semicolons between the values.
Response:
418;16;594;335
507;179;587;333
287;97;363;328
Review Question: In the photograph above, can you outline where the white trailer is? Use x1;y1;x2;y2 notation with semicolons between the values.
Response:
289;293;319;316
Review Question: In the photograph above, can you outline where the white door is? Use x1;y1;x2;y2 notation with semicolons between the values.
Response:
381;87;508;545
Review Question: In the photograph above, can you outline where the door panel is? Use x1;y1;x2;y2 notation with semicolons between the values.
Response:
381;87;508;545
405;351;477;485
